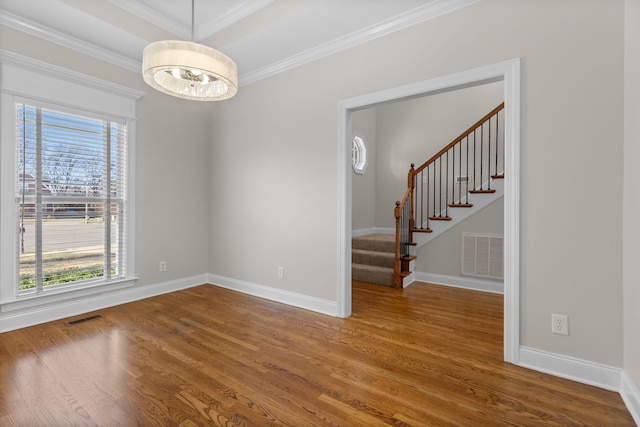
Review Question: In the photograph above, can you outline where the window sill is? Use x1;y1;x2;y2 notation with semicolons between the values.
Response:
0;277;137;313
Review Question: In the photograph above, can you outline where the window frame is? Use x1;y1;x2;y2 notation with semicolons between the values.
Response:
0;52;141;311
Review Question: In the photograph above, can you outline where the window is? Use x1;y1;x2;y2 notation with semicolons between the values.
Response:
1;52;141;309
15;103;127;295
352;133;367;174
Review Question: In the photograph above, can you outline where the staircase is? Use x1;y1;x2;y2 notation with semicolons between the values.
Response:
352;234;396;286
391;102;505;288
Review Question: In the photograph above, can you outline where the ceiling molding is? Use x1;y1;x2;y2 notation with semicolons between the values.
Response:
0;49;145;100
0;10;141;73
1;0;478;86
196;0;275;41
106;0;190;40
239;0;479;86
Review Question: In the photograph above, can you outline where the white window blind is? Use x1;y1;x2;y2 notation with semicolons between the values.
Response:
15;103;127;295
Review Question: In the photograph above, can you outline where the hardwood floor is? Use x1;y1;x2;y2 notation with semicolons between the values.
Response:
0;281;634;426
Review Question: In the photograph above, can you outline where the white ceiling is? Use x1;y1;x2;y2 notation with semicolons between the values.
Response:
0;0;477;85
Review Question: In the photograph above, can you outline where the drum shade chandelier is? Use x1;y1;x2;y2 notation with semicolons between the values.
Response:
142;0;238;101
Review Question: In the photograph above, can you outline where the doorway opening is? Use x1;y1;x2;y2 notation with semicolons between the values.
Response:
337;59;521;363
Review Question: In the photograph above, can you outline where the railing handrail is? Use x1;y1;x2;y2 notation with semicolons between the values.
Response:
412;102;504;176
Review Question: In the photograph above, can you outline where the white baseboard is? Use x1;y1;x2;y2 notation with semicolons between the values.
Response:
414;271;504;294
352;227;394;237
207;273;338;317
622;371;640;425
518;346;622;392
0;274;208;333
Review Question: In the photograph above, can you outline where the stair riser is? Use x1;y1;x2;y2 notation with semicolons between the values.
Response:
352;251;394;268
352;265;393;287
352;239;395;253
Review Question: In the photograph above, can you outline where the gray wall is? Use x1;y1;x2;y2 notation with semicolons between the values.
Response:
0;25;211;290
416;198;503;278
623;0;640;394
208;0;625;367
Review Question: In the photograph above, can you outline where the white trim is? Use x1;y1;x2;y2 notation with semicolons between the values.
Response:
352;227;394;237
0;274;208;333
414;272;504;294
0;11;140;73
338;58;521;364
621;372;640;425
207;273;337;317
1;1;477;85
0;50;144;119
196;0;275;41
519;346;622;392
239;0;479;86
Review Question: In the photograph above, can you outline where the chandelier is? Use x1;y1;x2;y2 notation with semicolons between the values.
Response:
142;1;238;101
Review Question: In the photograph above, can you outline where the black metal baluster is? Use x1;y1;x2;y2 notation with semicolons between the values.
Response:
466;135;469;203
480;123;484;190
426;165;430;229
473;129;477;191
445;150;449;217
496;111;500;175
488;117;492;190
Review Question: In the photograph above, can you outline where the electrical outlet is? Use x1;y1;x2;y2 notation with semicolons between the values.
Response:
277;266;284;279
551;314;568;335
159;261;167;272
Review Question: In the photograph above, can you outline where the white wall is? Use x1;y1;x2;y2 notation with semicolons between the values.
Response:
624;0;640;397
209;0;625;367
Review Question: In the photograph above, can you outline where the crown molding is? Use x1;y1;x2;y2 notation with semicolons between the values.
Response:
0;49;145;101
1;0;478;86
0;10;141;73
106;0;190;40
239;0;479;85
197;0;275;41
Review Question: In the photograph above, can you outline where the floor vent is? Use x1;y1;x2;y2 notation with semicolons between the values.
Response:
66;314;102;325
462;233;503;280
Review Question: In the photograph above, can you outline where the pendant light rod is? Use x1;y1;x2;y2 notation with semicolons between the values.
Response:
191;0;195;41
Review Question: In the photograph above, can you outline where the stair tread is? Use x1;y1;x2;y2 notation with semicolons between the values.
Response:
402;255;416;261
448;203;473;208
411;228;432;233
469;189;496;194
428;216;452;221
491;174;504;179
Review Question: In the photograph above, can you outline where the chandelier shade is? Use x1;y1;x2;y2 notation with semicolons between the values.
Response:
142;40;238;101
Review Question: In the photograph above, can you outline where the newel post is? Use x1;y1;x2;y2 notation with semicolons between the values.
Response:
393;201;402;288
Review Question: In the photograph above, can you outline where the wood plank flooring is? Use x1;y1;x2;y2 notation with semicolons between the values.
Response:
0;281;634;426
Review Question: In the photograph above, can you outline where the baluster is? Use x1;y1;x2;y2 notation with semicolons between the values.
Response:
426;165;430;229
488;117;492;190
480;123;484;190
445;150;449;217
495;111;500;175
466;135;470;204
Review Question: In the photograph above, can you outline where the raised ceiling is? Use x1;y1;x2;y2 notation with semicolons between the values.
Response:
0;0;477;85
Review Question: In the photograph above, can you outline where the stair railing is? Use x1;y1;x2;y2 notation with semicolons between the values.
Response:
393;102;505;288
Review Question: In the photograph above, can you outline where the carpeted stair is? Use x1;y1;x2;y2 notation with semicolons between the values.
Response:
352;234;395;287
